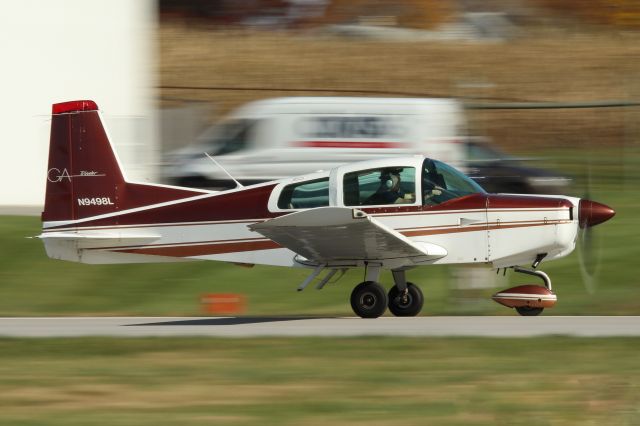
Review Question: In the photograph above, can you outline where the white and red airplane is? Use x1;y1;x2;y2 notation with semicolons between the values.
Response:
38;100;615;318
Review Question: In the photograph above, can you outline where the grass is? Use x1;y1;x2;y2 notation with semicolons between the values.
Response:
0;337;638;425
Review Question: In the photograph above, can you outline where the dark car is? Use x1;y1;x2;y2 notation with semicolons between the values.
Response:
463;139;570;194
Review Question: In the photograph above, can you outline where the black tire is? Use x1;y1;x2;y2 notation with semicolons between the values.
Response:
516;306;544;316
350;281;388;318
388;283;424;317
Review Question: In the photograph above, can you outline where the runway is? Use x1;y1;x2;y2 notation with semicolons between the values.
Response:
0;316;639;337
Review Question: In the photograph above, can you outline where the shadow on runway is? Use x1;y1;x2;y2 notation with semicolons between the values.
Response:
126;316;329;327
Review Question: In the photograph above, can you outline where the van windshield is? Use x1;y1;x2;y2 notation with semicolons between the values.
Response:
196;119;258;156
422;158;485;205
466;140;511;161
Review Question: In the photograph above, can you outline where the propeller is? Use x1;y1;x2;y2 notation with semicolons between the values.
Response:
577;161;597;293
576;165;616;294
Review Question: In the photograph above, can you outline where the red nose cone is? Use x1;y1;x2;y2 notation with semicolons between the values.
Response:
579;199;615;228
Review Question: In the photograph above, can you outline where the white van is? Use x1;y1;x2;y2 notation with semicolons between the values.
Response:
164;97;468;188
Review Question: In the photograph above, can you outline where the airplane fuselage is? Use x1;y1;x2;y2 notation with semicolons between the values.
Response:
41;181;578;271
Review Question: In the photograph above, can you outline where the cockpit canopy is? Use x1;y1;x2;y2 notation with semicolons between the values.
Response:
273;157;485;211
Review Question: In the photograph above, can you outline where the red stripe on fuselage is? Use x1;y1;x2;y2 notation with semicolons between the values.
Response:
113;239;282;257
294;141;408;149
487;195;573;209
402;220;571;237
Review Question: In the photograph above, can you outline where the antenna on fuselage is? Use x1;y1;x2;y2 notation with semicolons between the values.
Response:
204;153;244;188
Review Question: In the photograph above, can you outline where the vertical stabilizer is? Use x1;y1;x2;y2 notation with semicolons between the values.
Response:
43;100;204;223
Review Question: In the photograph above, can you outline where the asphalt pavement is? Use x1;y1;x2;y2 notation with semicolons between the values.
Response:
0;316;639;338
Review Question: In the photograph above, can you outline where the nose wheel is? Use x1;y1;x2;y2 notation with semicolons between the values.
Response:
515;306;544;316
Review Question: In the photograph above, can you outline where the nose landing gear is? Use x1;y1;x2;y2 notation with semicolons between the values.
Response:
492;267;557;316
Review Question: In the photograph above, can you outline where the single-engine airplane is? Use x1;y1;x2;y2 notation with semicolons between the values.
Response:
38;100;615;318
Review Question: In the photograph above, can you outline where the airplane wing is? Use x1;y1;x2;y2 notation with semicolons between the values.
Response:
249;207;447;266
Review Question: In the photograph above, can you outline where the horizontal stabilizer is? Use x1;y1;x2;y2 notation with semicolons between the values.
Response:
36;232;160;248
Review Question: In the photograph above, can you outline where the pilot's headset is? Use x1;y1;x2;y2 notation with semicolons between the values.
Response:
382;172;400;190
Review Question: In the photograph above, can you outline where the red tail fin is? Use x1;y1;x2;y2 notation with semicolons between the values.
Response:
43;100;205;223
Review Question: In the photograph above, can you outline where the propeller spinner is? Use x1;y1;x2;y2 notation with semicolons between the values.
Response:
578;199;615;228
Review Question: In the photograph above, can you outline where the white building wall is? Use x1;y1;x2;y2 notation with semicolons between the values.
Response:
0;0;157;208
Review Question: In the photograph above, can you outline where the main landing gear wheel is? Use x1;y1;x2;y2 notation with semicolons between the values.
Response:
350;281;388;318
388;283;424;317
516;306;544;316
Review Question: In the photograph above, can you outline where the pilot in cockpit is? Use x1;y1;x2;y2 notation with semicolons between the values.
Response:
366;169;414;205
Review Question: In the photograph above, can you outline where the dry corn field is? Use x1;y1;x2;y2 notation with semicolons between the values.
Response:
160;24;640;151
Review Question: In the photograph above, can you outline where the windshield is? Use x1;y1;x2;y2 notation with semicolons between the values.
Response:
422;158;485;205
